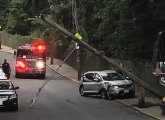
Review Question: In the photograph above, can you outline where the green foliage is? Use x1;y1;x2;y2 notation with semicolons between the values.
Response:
78;0;164;61
2;0;165;61
3;0;51;36
55;0;73;29
23;0;50;16
4;0;31;35
0;0;8;10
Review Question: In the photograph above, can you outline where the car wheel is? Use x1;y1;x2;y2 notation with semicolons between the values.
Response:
14;105;18;111
38;74;45;79
100;90;109;100
15;72;20;78
109;94;115;100
9;105;18;111
129;92;135;98
79;86;86;96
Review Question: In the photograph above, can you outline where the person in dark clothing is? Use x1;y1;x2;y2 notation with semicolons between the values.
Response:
2;59;11;79
14;50;16;58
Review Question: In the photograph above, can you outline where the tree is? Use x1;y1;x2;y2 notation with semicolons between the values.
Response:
2;0;165;62
77;0;163;61
0;0;8;10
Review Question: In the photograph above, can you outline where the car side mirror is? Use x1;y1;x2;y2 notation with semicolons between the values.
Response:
83;76;88;81
94;78;100;82
125;76;130;80
14;86;19;89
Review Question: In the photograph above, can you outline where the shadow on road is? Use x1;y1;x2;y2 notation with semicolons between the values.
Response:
0;107;18;112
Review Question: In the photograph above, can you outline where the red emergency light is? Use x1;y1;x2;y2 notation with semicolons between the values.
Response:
33;42;46;55
16;58;26;72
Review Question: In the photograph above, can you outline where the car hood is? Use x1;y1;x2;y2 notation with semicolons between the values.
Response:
0;76;7;79
105;79;133;86
0;90;15;95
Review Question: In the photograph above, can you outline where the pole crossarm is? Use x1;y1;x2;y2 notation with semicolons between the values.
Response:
41;14;163;99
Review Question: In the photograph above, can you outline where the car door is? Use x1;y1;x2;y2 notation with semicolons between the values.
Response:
91;73;102;93
83;73;95;93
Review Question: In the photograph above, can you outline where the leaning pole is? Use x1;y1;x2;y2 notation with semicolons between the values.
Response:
41;14;163;99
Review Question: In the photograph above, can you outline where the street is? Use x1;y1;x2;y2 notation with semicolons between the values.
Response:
0;51;156;120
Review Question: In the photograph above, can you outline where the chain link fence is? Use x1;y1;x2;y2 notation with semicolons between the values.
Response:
56;45;165;103
1;31;164;106
56;45;165;90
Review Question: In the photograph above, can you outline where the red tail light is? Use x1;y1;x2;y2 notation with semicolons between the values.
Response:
16;58;26;72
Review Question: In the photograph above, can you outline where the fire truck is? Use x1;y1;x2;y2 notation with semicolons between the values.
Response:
15;42;46;79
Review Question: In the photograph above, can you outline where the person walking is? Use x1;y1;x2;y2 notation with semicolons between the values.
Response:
2;59;11;79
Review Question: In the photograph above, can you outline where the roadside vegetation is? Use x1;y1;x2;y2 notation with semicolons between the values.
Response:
0;0;165;62
1;0;165;108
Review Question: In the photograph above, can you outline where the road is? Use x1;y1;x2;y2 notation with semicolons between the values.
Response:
0;52;155;120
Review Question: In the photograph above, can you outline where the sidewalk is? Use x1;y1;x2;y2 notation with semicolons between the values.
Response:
116;98;164;120
47;58;78;82
46;55;165;120
0;45;15;53
1;45;165;120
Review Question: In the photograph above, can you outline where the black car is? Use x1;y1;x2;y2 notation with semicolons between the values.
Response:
0;80;19;110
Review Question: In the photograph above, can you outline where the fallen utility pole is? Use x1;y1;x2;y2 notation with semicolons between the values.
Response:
41;14;163;99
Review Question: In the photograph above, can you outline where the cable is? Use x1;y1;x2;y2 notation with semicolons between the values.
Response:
29;47;76;108
30;0;82;108
56;47;76;71
72;0;81;33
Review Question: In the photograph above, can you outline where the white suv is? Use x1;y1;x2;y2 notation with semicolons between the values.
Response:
79;70;135;100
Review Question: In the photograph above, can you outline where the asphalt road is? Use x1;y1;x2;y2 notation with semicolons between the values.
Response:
0;52;156;120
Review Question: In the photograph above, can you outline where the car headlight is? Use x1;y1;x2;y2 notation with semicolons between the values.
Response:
36;61;45;69
9;94;17;99
105;82;110;86
112;86;119;89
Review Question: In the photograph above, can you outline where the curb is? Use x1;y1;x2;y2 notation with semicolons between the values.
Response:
140;111;161;120
47;64;79;83
116;100;161;120
115;99;142;111
48;62;163;120
0;45;161;119
47;62;162;120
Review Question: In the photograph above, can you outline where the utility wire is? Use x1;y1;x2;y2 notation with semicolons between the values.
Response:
56;47;76;71
30;0;82;108
29;47;76;108
72;0;80;33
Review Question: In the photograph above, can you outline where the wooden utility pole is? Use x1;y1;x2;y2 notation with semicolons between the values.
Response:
41;14;163;99
76;43;81;81
72;0;81;81
137;85;145;108
0;33;1;49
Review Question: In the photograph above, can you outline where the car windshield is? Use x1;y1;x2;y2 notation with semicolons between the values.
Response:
17;49;45;59
0;81;11;90
101;73;125;81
